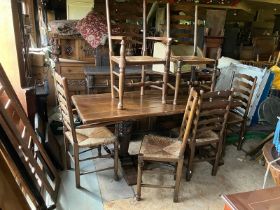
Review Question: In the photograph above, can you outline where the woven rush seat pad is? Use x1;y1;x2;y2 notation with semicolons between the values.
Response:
193;130;219;144
139;134;182;160
65;127;117;147
111;55;165;65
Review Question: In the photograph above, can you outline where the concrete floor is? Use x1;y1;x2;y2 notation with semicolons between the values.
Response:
54;135;274;210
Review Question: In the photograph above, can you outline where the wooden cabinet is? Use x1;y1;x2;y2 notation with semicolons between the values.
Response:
56;58;95;95
52;35;95;62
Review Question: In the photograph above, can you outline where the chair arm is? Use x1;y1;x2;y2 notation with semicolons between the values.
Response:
146;37;172;44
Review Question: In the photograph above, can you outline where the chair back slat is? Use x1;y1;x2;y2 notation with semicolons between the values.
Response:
191;90;233;143
179;88;198;156
232;73;257;117
170;2;194;45
0;64;60;204
54;72;77;143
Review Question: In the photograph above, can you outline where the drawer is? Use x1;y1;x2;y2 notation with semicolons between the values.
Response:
60;66;85;79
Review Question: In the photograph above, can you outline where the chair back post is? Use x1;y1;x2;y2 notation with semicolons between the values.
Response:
54;72;77;144
166;2;170;38
105;0;113;56
179;88;198;156
220;88;233;139
142;0;147;56
189;90;203;144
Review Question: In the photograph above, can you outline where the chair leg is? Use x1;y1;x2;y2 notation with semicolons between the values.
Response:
174;158;183;202
118;66;124;110
136;156;144;201
173;63;181;105
141;65;145;96
98;146;102;157
212;141;223;176
109;61;115;98
186;145;195;181
64;136;70;170
162;64;168;104
114;141;119;181
237;121;246;150
74;145;81;188
222;126;228;157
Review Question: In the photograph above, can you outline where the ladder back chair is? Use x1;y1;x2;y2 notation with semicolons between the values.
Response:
158;2;217;104
226;73;257;150
186;89;233;181
105;0;172;109
0;64;60;205
136;88;198;202
54;72;119;188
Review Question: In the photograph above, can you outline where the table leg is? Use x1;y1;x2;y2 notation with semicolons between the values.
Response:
115;121;133;156
173;60;182;105
114;121;137;185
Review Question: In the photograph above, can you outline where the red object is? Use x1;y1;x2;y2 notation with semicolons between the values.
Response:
230;0;240;6
224;204;232;210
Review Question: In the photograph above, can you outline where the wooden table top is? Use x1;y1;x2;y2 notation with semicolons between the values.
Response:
222;186;280;210
72;90;187;124
170;56;215;65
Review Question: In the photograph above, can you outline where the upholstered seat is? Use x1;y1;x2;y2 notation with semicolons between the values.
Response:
65;127;117;148
139;135;182;161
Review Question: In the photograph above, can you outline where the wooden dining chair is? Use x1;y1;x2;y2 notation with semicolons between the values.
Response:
54;72;119;188
136;88;198;202
186;89;233;181
226;73;257;150
105;0;172;110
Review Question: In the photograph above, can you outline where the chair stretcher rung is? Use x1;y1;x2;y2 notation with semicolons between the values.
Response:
80;166;114;175
141;184;175;189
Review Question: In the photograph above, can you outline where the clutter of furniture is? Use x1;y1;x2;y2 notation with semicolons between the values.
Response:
3;0;280;208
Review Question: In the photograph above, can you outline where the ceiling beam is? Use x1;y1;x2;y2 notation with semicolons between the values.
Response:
247;0;280;4
199;1;253;13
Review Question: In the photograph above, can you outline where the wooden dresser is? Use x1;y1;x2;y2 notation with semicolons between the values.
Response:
56;58;95;95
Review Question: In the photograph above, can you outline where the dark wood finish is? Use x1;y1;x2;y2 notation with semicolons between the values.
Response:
222;186;280;210
170;56;216;104
0;64;60;204
186;89;233;181
54;72;119;188
50;34;96;62
105;0;172;109
71;90;187;125
56;58;95;95
170;2;195;46
226;73;257;150
136;88;198;202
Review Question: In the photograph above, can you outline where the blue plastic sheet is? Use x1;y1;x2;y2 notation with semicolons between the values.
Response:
273;118;280;154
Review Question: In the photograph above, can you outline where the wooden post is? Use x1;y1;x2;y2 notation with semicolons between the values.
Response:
118;39;126;110
193;4;198;56
105;0;115;98
141;0;147;96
